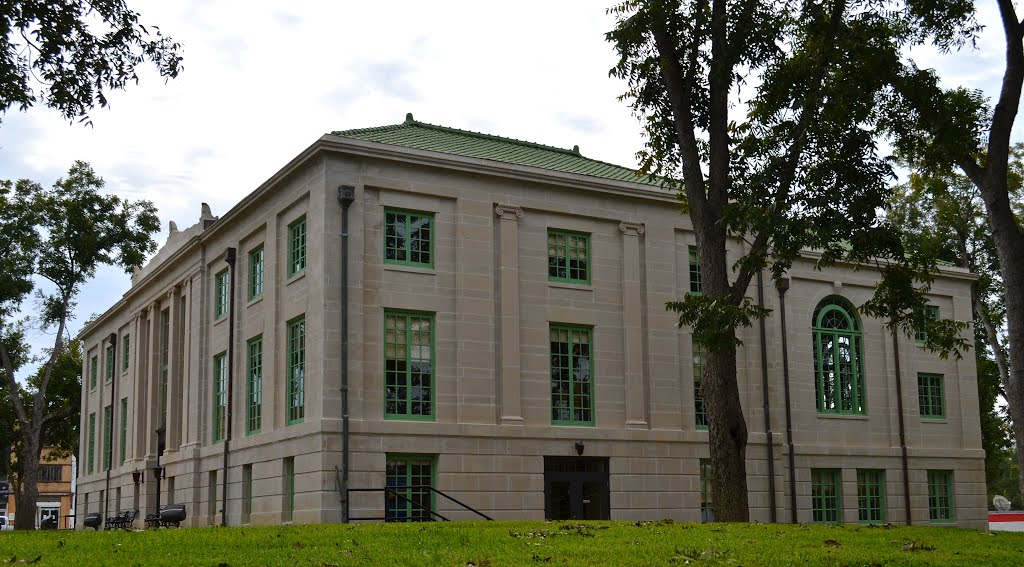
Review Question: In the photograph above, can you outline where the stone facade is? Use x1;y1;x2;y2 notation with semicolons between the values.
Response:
76;121;986;528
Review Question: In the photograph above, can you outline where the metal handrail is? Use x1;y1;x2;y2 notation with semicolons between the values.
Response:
346;485;493;522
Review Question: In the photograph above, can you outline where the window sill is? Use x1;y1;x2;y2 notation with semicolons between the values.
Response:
817;413;869;420
213;315;227;327
921;417;948;423
384;264;436;276
551;422;596;427
286;271;306;286
549;281;593;292
247;294;264;308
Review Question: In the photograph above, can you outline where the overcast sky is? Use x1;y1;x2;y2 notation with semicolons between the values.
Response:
0;0;1014;359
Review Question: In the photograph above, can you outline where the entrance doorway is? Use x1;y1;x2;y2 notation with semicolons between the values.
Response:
543;457;610;520
38;506;59;529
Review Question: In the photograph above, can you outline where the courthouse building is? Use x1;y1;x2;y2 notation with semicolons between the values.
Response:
76;114;986;528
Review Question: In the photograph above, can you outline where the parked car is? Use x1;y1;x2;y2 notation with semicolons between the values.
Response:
0;516;12;531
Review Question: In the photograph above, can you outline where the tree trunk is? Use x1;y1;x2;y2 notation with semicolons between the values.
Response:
13;429;42;530
705;343;750;521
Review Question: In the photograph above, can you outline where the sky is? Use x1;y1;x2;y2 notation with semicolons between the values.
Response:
0;0;1014;363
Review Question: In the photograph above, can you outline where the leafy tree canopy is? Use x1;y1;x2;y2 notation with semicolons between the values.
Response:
0;0;182;124
0;161;159;529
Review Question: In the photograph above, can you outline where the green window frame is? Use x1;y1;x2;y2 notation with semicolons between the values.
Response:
385;454;435;522
812;296;865;415
119;397;128;465
288;216;307;277
811;468;842;523
688;245;702;294
384;209;434;268
159;309;169;427
384;311;435;420
247;336;263;434
699;458;714;522
915;305;939;344
90;355;98;390
87;412;96;474
550;324;594;426
918;373;945;419
102;405;112;470
283;457;295;522
693;338;707;430
547;229;591;284
213;352;227;443
248;245;264;300
122;334;130;372
928;470;955;522
856;469;885;524
214;269;229;319
287;317;305;424
105;345;114;382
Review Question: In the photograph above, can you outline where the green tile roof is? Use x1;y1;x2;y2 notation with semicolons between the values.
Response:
332;113;662;187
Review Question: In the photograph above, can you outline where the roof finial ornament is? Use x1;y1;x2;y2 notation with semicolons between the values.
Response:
572;145;580;155
405;112;415;124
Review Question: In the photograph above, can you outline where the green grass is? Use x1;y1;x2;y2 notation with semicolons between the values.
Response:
2;521;1023;566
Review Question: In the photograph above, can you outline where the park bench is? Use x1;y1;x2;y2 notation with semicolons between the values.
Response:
105;510;137;530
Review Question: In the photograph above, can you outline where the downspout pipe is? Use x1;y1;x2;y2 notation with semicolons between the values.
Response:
892;330;912;525
757;271;777;523
223;247;237;527
776;278;797;523
338;186;355;522
104;332;117;527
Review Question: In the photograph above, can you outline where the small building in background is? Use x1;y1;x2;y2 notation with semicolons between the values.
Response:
3;448;75;529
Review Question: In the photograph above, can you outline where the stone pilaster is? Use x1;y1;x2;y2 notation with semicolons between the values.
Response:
495;204;525;425
619;221;648;428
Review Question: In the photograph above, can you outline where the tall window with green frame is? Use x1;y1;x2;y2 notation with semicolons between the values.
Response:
89;355;98;390
550;324;593;425
287;317;305;424
856;469;885;523
87;412;96;474
547;229;590;284
384;311;434;419
811;468;842;523
385;455;434;522
812;296;865;414
247;336;263;434
159;309;169;427
288;216;307;277
915;305;939;343
213;353;227;443
918;373;945;419
119;397;128;465
688;245;702;294
105;345;114;382
121;334;130;372
384;209;434;267
102;405;112;470
214;269;229;319
248;245;264;300
928;470;954;522
699;459;714;522
693;338;707;429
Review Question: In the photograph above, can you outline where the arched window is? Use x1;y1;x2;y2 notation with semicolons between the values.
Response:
812;296;865;414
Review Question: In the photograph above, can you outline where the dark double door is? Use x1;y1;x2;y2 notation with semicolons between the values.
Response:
543;457;610;520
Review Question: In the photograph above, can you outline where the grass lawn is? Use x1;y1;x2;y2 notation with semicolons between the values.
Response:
1;521;1023;566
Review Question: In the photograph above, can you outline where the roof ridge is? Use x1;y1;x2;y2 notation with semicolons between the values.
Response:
330;113;663;187
399;113;583;157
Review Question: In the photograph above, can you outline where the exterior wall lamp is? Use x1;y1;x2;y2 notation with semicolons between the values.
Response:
132;469;143;485
575;441;585;456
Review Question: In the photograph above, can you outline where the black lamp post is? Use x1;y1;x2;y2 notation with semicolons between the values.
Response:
155;425;166;510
